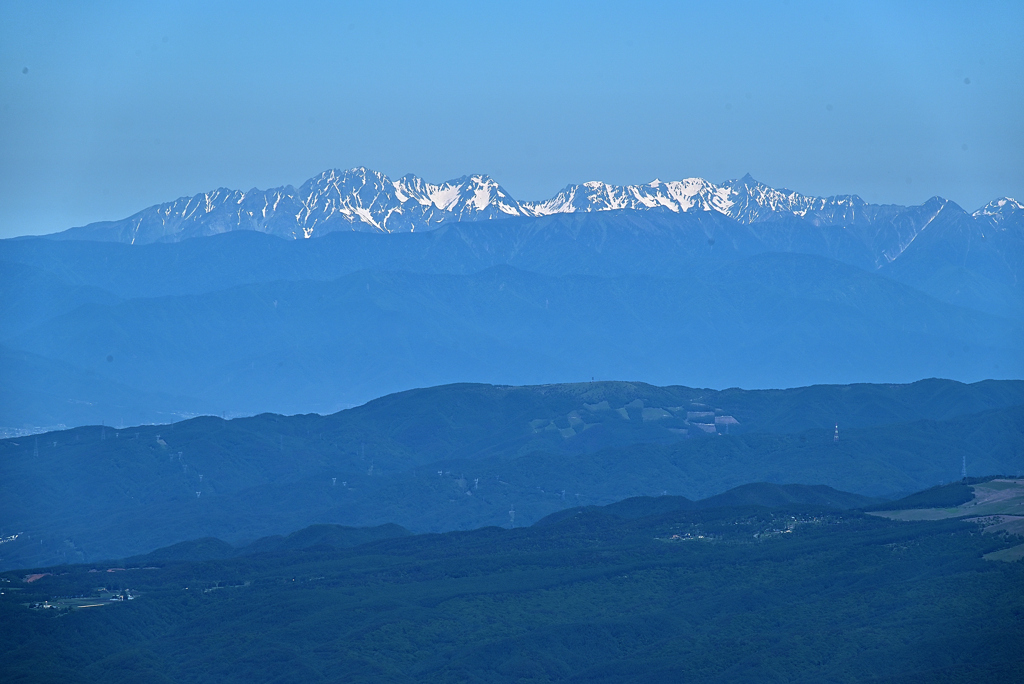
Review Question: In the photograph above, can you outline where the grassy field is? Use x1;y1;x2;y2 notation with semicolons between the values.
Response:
869;479;1024;561
984;542;1024;562
870;479;1024;520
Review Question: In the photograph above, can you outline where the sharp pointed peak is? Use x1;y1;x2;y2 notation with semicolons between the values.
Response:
449;173;497;184
975;196;1023;210
314;166;389;178
722;173;766;189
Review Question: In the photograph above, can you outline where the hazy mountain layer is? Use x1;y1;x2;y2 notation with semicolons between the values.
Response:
10;203;1022;318
4;200;1022;429
3;254;1020;428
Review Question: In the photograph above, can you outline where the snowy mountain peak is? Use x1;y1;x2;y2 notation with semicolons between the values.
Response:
391;173;532;220
524;177;733;216
53;166;1010;248
973;197;1024;224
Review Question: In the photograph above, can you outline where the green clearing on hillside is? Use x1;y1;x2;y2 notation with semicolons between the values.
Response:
869;480;1024;562
870;479;1024;521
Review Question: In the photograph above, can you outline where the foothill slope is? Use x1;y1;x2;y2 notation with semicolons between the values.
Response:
2;483;1022;683
1;379;1021;570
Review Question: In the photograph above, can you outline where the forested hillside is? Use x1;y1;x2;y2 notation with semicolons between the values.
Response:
2;379;1021;570
3;494;1021;683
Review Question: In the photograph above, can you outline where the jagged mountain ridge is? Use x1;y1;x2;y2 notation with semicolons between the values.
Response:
53;168;1022;262
56;169;536;244
973;197;1024;227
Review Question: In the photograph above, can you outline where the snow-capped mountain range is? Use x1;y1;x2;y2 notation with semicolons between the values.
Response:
55;167;1020;247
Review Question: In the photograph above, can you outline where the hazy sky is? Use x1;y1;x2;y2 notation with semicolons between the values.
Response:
1;0;1021;238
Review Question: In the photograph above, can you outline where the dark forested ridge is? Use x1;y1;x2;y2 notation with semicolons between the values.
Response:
2;493;1022;683
2;379;1022;570
119;483;876;564
127;523;413;564
863;478;994;511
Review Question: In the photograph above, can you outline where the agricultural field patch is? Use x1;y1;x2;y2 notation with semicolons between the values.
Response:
869;479;1024;522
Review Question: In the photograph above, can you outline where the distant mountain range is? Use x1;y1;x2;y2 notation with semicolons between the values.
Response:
2;250;1021;428
52;167;1023;269
1;169;1020;430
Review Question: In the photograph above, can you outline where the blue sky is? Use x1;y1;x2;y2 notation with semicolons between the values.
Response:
1;0;1021;238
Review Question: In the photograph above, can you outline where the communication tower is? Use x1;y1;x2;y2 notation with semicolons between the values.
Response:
834;424;839;444
509;504;516;529
961;455;967;481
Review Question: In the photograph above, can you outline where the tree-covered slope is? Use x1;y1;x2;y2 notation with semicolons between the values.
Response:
2;499;1022;683
1;380;1021;569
